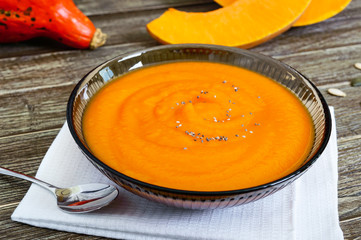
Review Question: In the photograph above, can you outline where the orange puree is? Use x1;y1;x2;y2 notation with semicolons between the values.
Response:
83;61;314;191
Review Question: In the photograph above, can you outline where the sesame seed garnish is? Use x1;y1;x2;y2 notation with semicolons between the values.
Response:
189;100;192;103
250;131;253;133
223;80;227;83
178;124;182;127
241;124;244;127
229;100;232;103
183;147;187;150
241;115;245;117
214;95;217;98
176;103;179;105
250;112;253;115
176;121;180;123
229;108;232;111
258;96;261;99
197;96;200;99
227;118;231;121
235;134;239;137
181;101;185;104
242;135;246;138
254;123;260;126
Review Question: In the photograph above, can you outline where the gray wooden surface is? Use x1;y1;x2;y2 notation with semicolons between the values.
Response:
0;0;360;239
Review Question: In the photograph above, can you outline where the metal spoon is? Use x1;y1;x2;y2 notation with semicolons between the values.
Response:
0;166;119;213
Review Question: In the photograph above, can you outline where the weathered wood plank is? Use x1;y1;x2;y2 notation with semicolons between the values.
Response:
273;44;361;86
338;136;361;221
320;86;361;138
0;85;70;137
0;42;157;94
0;129;59;205
0;206;104;239
340;216;361;240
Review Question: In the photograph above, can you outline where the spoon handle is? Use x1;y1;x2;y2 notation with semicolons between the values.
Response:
0;166;57;193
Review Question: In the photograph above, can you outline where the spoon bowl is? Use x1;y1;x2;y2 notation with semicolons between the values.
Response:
55;183;119;213
0;166;119;213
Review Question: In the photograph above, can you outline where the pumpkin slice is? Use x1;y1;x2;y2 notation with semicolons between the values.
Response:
147;0;311;48
215;0;352;27
293;0;352;26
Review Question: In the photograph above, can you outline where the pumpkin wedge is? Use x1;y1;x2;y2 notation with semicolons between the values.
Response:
215;0;352;27
147;0;310;48
293;0;352;26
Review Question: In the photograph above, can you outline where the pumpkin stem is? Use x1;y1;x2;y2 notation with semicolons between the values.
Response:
90;28;107;49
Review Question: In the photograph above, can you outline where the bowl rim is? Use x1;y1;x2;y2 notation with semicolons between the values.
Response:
66;44;332;196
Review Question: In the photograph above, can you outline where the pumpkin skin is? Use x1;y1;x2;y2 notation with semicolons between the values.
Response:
147;0;311;48
0;0;106;49
215;0;352;27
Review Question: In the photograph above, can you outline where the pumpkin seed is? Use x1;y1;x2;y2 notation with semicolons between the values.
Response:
327;88;346;97
354;63;361;70
351;77;361;87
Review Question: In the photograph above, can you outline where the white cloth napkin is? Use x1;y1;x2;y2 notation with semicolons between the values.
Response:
12;107;343;240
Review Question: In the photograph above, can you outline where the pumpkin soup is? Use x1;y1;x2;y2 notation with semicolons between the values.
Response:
82;61;314;191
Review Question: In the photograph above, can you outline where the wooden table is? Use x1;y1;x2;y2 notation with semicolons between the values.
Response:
1;1;360;239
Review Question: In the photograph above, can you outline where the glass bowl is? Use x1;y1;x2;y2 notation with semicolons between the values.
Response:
67;44;331;209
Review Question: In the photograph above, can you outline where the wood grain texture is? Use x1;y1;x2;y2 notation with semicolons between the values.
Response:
0;0;360;239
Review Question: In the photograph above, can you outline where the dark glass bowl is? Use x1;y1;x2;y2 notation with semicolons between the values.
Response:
67;44;331;209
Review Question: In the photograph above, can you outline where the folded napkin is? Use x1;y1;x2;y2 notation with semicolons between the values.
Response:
12;107;343;240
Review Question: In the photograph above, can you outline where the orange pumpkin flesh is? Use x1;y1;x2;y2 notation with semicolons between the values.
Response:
215;0;352;27
147;0;310;48
293;0;352;26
